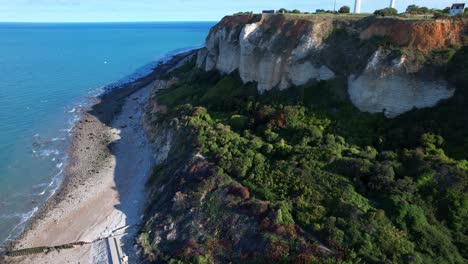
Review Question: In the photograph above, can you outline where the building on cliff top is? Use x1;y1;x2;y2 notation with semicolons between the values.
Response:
450;3;465;15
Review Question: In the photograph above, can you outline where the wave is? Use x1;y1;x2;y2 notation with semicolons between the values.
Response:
1;206;39;246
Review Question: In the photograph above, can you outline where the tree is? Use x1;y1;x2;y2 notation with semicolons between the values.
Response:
292;9;302;14
278;8;288;14
406;4;419;14
418;7;429;14
338;6;350;14
406;5;430;14
374;8;398;17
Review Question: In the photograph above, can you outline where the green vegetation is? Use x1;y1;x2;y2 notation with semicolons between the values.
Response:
150;46;468;263
374;8;398;17
406;5;430;14
338;6;350;14
277;8;302;14
433;12;450;19
233;11;253;16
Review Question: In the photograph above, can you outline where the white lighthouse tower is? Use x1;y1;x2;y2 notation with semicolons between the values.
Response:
354;0;362;13
390;0;396;8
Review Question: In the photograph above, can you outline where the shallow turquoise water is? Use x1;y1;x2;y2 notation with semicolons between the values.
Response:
0;22;214;246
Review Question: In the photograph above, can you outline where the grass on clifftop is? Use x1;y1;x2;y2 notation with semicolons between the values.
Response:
234;12;468;21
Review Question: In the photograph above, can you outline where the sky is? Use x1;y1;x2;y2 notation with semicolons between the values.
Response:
0;0;462;22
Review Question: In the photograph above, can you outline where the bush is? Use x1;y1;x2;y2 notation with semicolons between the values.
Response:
233;11;253;16
406;5;430;14
230;115;248;131
433;12;450;19
374;8;398;17
277;8;301;14
338;6;350;14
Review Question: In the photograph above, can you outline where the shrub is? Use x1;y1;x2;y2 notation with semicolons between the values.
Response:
230;115;248;131
277;8;301;14
406;5;430;14
374;8;398;17
433;12;450;19
276;202;295;225
338;6;350;14
233;11;253;16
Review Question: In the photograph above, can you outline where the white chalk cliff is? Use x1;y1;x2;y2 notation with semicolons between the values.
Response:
196;15;464;117
197;16;335;92
348;49;454;117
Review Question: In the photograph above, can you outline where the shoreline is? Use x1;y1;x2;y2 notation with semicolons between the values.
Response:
2;49;198;263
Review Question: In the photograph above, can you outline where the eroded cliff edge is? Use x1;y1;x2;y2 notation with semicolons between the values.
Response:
196;14;467;117
138;16;468;263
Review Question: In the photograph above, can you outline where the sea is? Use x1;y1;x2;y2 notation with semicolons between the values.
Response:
0;21;214;247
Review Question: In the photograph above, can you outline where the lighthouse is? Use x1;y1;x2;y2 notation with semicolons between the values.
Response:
354;0;362;13
390;0;396;8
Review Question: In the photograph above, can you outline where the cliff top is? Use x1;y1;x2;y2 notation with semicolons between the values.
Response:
214;13;467;51
230;12;468;22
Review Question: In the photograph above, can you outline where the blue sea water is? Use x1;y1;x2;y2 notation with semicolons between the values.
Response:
0;22;214;246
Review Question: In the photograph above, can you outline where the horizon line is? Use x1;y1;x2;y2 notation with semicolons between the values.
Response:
0;20;218;23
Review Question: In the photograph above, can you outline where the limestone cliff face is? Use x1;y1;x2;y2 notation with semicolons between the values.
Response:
196;14;466;117
348;48;454;117
197;15;337;92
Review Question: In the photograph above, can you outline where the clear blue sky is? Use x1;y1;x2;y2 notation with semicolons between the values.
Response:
0;0;461;22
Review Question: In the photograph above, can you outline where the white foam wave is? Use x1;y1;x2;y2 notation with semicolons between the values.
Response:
60;127;73;133
2;206;39;244
32;183;48;189
38;168;64;197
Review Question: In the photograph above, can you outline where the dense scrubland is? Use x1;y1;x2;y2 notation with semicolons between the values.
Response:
139;42;467;263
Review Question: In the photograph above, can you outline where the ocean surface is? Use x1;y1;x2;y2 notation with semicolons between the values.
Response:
0;21;214;247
